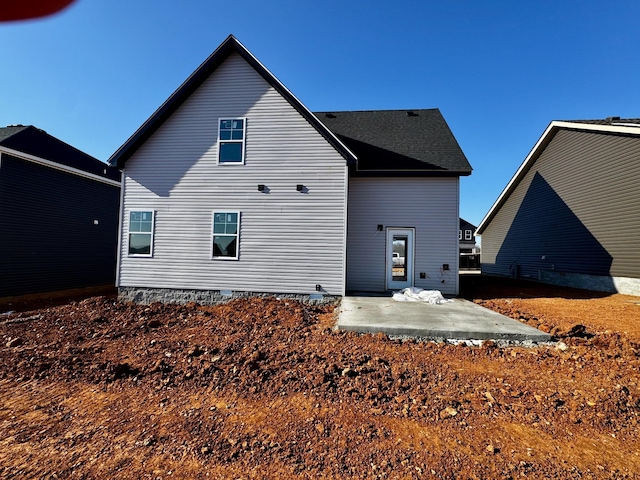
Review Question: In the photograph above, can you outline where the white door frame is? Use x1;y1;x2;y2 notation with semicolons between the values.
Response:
386;228;415;290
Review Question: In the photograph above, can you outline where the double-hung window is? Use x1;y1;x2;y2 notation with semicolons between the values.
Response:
465;230;472;241
212;212;240;259
128;211;154;256
218;118;245;164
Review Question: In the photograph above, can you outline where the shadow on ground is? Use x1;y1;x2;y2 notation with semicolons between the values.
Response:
459;274;613;301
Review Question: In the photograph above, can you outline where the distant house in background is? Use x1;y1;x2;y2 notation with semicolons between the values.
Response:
476;118;640;296
459;218;479;269
108;35;471;304
0;125;121;298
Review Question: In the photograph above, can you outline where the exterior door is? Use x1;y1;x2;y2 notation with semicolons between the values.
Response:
386;228;414;290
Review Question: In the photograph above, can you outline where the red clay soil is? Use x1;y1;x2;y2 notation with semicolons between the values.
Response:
0;276;639;479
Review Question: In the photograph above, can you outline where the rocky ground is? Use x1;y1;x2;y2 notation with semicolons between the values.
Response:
0;276;639;479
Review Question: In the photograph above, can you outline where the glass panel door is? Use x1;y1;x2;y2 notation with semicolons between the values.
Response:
392;235;407;281
386;228;414;290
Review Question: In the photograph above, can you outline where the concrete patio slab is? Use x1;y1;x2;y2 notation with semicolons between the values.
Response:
337;295;552;342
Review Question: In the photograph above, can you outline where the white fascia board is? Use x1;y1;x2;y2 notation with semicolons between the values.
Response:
476;120;640;235
0;146;121;187
553;121;640;135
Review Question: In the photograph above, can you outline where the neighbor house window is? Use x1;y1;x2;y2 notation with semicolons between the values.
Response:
458;230;462;240
128;211;154;256
218;118;245;164
465;230;472;240
212;212;240;259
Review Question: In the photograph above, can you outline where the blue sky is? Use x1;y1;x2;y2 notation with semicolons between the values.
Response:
1;1;639;228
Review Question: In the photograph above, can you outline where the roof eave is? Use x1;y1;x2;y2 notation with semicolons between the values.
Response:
351;168;472;177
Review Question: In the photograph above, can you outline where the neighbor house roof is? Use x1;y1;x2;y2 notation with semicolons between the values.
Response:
476;118;640;235
108;35;357;169
460;218;476;232
0;125;121;182
562;117;640;127
315;109;472;176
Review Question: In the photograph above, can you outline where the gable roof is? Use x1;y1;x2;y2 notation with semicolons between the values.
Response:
0;125;27;142
460;218;476;232
315;109;472;176
0;125;121;182
476;118;640;235
108;35;356;169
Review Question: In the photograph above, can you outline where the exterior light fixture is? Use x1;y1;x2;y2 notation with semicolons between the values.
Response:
258;184;265;192
296;184;304;192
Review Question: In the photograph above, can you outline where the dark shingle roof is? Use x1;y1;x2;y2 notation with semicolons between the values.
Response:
0;125;28;142
314;109;471;176
460;218;477;231
561;117;640;126
0;125;120;182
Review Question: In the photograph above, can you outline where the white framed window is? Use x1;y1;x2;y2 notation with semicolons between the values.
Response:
128;210;155;256
218;118;246;164
212;211;240;259
458;230;462;240
465;230;472;241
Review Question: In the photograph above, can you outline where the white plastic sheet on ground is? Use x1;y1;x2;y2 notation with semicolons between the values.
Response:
392;287;453;304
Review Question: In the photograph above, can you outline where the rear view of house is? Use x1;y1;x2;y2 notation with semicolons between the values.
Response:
109;35;471;304
477;118;640;295
0;125;121;297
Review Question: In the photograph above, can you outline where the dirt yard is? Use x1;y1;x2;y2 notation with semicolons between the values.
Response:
1;277;639;479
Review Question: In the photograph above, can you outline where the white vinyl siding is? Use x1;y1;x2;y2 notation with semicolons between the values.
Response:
347;177;460;295
118;52;348;295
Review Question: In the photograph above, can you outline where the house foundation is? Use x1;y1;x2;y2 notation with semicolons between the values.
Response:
117;287;340;305
539;270;640;296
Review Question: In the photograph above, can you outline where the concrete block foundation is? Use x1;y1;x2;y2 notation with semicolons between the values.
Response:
539;270;640;297
117;286;340;305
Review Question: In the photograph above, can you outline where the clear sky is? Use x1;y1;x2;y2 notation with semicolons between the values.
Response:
1;0;639;228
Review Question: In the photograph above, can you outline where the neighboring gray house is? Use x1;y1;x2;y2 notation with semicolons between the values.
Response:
108;35;471;304
459;218;479;269
0;125;121;297
476;118;640;295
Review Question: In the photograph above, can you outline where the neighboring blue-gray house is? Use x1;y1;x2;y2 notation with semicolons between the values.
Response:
477;118;640;295
0;125;121;297
459;218;479;269
108;35;471;303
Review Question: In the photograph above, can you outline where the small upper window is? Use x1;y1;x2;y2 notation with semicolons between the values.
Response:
458;230;462;240
218;118;245;164
465;230;472;241
212;211;240;259
128;211;154;256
